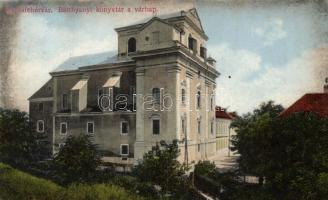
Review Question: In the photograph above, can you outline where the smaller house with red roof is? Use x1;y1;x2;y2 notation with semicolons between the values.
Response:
280;80;328;118
216;106;236;151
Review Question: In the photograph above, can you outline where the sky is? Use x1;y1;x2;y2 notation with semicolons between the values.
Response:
3;0;328;114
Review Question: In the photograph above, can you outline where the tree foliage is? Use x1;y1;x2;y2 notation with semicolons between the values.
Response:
0;108;48;167
133;140;189;198
52;135;102;185
231;101;328;199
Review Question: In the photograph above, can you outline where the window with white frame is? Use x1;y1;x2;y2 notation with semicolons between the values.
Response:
87;122;94;134
152;117;160;135
196;91;201;109
60;122;67;135
121;121;129;135
37;120;44;133
120;144;129;156
58;143;65;149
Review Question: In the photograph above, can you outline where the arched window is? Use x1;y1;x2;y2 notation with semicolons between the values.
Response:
128;37;136;53
181;88;186;104
152;88;160;104
197;91;201;108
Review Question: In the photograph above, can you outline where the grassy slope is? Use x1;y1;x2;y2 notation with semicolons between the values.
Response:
0;163;144;200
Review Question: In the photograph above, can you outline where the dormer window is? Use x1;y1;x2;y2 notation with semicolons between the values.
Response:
128;37;136;53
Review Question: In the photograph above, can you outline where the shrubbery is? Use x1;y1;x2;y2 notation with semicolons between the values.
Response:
65;183;145;200
0;163;145;200
0;163;63;200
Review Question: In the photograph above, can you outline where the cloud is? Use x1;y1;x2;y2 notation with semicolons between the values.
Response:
210;44;328;114
10;15;118;111
253;18;287;46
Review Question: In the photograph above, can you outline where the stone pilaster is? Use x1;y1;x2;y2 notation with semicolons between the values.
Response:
134;68;145;163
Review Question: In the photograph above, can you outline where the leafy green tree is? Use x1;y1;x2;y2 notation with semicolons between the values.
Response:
265;112;328;200
0;108;48;167
52;135;102;185
133;140;189;198
231;101;284;184
231;101;328;200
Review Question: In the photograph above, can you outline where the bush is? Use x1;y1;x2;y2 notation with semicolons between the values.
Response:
112;175;159;199
133;140;189;198
65;183;145;200
0;163;145;200
194;160;217;178
52;135;102;185
0;163;63;200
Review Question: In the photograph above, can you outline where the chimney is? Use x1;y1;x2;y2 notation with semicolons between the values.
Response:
324;77;328;93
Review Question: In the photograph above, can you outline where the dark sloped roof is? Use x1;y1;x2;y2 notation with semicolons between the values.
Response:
216;106;234;119
279;93;328;117
52;51;132;72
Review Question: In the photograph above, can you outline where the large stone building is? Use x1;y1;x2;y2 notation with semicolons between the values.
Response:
29;8;220;164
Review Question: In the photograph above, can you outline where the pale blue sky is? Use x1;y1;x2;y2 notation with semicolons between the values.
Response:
10;1;328;113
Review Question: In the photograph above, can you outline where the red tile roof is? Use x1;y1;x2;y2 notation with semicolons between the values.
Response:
216;106;234;119
279;93;328;117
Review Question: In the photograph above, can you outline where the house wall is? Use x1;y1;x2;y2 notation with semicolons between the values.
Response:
54;113;136;156
216;118;231;150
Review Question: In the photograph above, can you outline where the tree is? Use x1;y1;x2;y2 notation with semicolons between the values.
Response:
231;101;284;184
52;135;102;185
133;140;189;198
0;108;48;167
231;101;328;199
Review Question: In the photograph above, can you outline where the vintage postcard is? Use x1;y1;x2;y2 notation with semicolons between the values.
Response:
0;0;327;199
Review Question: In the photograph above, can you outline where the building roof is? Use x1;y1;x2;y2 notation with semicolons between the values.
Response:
52;51;132;73
279;93;328;117
216;106;234;120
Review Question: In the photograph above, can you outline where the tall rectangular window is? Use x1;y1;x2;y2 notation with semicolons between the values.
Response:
37;120;44;133
62;94;68;109
200;46;207;58
120;144;129;156
121;121;129;135
211;122;214;135
152;119;160;135
197;120;201;134
87;122;94;134
188;36;193;50
60;122;67;135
